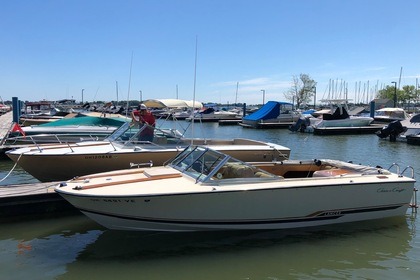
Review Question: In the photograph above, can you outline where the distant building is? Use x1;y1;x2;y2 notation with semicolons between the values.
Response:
372;98;393;110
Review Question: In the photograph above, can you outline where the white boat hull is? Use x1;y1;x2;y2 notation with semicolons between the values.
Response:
59;176;414;232
312;116;373;128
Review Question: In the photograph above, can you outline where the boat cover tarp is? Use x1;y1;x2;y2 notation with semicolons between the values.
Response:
37;116;126;127
243;101;292;121
410;114;420;123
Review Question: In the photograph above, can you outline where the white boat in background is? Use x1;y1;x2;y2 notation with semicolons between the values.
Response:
290;100;373;132
6;122;290;182
374;108;410;123
55;145;416;232
310;107;373;128
141;99;203;120
186;107;241;122
377;113;420;143
0;96;11;115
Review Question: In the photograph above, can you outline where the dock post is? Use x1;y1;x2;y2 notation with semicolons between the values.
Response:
370;101;375;118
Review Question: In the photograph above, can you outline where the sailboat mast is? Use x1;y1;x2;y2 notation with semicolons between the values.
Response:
235;82;239;105
116;81;119;104
191;36;198;142
398;66;403;89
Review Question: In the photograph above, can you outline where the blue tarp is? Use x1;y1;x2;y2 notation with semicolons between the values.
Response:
243;101;292;121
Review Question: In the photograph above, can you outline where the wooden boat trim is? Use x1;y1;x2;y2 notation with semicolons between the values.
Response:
75;173;182;190
76;169;147;180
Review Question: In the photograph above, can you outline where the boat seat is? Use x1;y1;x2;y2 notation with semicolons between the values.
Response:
153;136;167;145
217;163;255;179
254;171;274;178
312;168;352;177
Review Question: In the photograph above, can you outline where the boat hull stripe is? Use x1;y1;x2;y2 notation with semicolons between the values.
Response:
79;204;405;226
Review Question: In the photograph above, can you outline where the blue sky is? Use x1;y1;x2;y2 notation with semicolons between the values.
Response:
1;0;419;105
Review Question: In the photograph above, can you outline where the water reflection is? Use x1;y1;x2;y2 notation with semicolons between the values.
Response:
1;121;419;279
0;159;39;186
0;215;103;280
57;217;414;280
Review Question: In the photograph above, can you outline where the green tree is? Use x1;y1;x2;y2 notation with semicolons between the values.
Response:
284;74;316;108
401;85;417;104
377;85;417;105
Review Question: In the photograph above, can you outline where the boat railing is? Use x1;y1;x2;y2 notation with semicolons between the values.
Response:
400;165;415;178
387;163;400;174
400;165;418;214
65;142;74;152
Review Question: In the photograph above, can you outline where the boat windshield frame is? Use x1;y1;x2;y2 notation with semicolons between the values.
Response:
170;146;231;182
169;145;278;183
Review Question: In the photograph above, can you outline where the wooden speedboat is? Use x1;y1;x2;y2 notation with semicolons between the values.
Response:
55;145;416;232
6;123;290;182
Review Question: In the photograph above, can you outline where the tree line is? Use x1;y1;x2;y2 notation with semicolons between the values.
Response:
285;74;420;108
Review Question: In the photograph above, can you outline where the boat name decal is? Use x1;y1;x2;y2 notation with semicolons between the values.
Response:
319;211;341;216
84;155;113;160
377;187;405;193
89;198;135;203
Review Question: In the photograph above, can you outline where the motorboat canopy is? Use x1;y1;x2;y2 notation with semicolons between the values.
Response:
143;99;203;109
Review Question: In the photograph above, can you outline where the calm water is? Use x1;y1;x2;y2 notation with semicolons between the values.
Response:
1;121;420;280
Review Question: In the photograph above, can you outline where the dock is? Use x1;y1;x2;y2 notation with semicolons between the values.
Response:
0;112;14;157
0;181;78;219
0;111;13;142
239;122;295;129
313;124;385;135
218;119;241;126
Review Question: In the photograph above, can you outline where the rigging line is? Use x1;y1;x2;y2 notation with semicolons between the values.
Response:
0;153;23;183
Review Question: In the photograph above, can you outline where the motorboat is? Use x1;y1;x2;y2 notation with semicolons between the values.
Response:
6;122;290;182
19;100;69;126
310;107;373;128
374;108;409;123
2;114;130;149
55;145;416;232
186;107;241;122
141;99;203;120
290;100;373;132
377;113;420;143
241;101;300;128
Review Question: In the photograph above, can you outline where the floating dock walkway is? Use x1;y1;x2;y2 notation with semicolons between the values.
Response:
312;124;385;135
239;122;295;129
0;181;77;219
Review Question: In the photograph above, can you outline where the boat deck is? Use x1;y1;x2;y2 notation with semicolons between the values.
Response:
218;119;242;125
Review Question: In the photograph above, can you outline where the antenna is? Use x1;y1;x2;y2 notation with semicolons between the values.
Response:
191;36;198;142
126;51;134;118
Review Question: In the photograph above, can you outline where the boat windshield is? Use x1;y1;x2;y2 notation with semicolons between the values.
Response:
105;122;183;145
170;146;277;182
